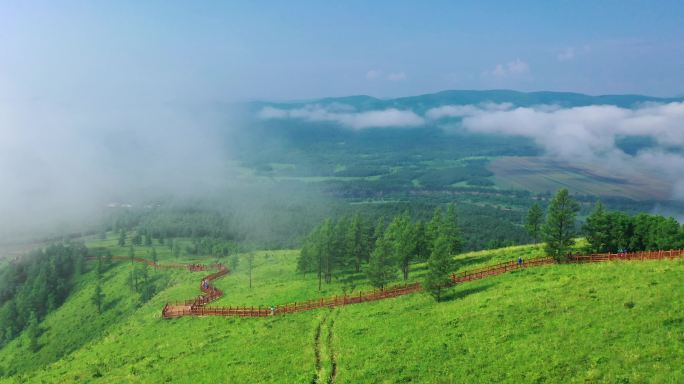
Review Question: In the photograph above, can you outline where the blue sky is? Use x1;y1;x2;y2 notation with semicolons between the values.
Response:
2;1;684;102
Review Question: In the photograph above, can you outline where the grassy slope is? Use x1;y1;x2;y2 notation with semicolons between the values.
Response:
1;239;682;383
334;260;684;383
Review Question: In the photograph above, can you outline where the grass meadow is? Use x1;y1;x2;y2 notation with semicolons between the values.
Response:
0;235;681;383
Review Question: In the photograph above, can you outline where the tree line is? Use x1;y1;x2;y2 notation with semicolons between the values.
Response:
297;203;461;300
583;202;684;253
525;188;684;259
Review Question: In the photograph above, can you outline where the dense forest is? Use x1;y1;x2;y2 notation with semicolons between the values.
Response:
583;202;684;253
0;243;88;348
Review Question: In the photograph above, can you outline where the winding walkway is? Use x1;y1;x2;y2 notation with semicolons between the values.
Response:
102;250;684;319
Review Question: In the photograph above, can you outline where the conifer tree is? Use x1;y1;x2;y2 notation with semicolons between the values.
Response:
104;249;113;268
385;213;416;280
424;235;454;301
128;246;137;290
525;203;544;243
443;203;461;254
542;188;580;260
319;219;335;284
230;253;240;272
583;202;610;253
247;253;255;289
366;236;396;289
348;214;370;272
368;216;384;252
427;208;443;254
91;282;104;314
414;220;430;262
26;311;40;352
606;211;633;252
118;230;126;247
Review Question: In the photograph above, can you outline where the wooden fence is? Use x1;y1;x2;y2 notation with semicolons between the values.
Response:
160;248;683;319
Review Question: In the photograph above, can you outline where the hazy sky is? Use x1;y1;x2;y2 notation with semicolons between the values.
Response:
2;1;684;103
1;1;684;239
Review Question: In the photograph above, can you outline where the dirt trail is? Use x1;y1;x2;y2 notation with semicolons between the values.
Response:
327;313;338;384
311;309;338;384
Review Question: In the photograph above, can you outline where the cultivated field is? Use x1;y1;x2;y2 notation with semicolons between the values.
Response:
490;156;672;200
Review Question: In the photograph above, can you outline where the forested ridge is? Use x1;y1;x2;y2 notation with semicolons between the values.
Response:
0;243;88;348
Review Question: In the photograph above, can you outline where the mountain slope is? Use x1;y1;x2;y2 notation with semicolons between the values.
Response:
1;244;682;383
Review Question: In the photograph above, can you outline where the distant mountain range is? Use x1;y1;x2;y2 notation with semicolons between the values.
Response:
252;89;684;112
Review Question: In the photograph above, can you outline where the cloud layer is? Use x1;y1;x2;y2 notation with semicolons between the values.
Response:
260;101;684;199
484;59;530;78
0;99;233;239
433;102;684;199
259;105;424;129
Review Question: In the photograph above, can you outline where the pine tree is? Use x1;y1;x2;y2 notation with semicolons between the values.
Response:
424;234;454;301
247;253;255;289
443;203;461;254
607;211;633;252
95;255;103;279
583;202;610;253
366;236;396;289
118;230;126;247
91;282;104;314
427;208;444;254
629;213;652;251
371;217;386;248
542;188;580;260
525;203;544;243
128;246;137;290
385;213;416;280
332;218;350;273
104;249;113;268
26;311;40;352
348;214;370;272
319;219;336;284
132;232;142;246
151;248;158;265
230;253;240;272
297;236;316;274
414;220;430;262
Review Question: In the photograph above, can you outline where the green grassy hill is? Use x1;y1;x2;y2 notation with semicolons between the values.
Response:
1;240;682;383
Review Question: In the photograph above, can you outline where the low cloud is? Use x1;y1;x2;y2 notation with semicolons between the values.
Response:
387;72;407;82
484;59;530;78
556;45;591;62
366;69;383;80
0;99;233;239
259;105;425;129
259;101;684;199
557;47;575;61
426;102;513;120
432;102;684;199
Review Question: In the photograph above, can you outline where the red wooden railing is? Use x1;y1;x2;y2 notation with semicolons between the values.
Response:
91;249;684;319
161;248;684;319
